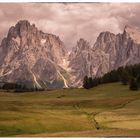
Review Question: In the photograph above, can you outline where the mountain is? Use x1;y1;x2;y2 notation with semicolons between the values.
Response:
94;25;140;69
1;20;140;89
69;25;140;87
0;20;70;89
68;38;109;87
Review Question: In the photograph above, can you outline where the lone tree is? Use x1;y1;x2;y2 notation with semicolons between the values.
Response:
129;77;138;91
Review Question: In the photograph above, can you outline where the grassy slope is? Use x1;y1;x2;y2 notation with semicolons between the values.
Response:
0;83;140;137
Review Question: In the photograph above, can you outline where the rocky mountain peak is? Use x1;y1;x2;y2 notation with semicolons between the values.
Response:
93;31;116;51
123;25;140;43
69;38;91;61
75;38;90;51
7;20;32;38
16;20;31;28
124;24;137;32
0;20;68;89
96;31;115;42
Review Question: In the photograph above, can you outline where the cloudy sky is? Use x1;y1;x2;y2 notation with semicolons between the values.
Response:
0;3;140;50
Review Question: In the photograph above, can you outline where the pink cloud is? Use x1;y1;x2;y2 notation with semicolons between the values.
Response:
0;3;140;50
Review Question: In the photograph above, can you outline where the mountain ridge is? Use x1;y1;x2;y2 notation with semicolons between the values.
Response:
0;20;140;89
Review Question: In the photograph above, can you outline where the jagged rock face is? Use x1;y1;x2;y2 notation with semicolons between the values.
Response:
114;26;140;68
1;20;140;89
93;32;117;71
68;39;92;87
94;26;140;70
69;38;110;87
69;25;140;87
0;20;68;89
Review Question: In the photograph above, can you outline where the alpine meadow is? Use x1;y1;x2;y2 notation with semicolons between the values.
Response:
0;3;140;137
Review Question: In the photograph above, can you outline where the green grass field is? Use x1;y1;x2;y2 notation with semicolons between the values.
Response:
0;82;140;137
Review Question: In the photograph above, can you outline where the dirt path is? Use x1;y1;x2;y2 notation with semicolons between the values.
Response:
74;104;100;130
74;98;140;131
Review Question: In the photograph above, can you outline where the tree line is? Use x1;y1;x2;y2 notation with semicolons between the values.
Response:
0;82;44;92
83;63;140;91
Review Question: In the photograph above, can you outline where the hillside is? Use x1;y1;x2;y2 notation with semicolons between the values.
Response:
0;83;140;137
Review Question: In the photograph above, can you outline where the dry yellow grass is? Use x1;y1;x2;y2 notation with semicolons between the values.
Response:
0;83;140;137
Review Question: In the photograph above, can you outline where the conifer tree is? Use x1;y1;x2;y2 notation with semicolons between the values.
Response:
83;76;89;89
88;77;93;88
120;70;129;85
130;77;138;91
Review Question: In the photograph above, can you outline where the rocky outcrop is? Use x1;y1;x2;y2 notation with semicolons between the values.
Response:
69;25;140;87
68;38;110;87
0;20;68;89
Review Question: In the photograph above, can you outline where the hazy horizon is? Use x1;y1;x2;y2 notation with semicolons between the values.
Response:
0;3;140;50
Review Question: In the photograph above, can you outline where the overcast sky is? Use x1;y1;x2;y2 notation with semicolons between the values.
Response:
0;3;140;50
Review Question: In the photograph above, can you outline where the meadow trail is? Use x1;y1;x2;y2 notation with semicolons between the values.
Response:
74;104;101;130
74;97;140;131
